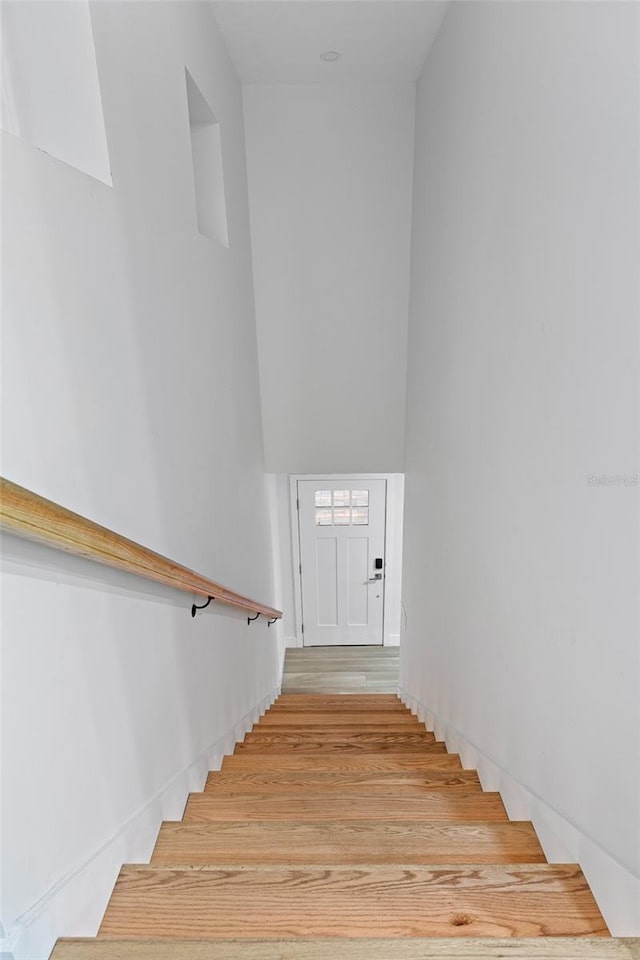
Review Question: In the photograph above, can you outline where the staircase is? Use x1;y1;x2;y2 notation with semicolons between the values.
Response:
52;693;639;959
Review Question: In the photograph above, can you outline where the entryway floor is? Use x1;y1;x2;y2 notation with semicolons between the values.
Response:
282;646;399;694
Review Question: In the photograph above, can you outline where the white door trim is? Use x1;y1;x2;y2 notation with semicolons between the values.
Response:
289;473;399;649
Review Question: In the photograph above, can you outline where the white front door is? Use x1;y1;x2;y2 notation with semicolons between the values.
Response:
298;479;386;646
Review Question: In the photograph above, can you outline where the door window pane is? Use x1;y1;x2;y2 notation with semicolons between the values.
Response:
333;507;350;525
313;487;370;525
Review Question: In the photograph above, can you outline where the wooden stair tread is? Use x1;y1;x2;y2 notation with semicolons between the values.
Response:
269;705;409;713
98;864;609;938
255;729;432;737
268;698;407;704
262;714;416;725
242;732;435;745
235;738;445;753
278;688;401;693
151;820;545;865
221;752;464;771
52;938;640;959
249;725;429;735
204;770;481;794
199;786;484;803
271;691;408;710
270;696;406;709
282;688;397;693
274;693;412;704
201;784;483;798
203;785;483;801
183;792;508;821
274;693;403;698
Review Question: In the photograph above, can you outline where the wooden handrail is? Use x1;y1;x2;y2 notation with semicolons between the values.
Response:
0;478;282;621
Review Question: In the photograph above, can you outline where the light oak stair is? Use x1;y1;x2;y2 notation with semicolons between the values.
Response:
243;726;436;738
182;790;508;822
257;712;419;725
52;693;630;959
221;750;462;771
50;938;640;959
272;693;408;708
96;863;607;938
237;733;441;749
246;726;425;736
204;769;483;793
152;821;546;865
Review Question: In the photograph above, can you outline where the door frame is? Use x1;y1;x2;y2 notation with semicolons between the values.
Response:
289;473;402;649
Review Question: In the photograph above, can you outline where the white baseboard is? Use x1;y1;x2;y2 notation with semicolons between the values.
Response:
2;687;279;960
399;686;640;936
285;636;398;649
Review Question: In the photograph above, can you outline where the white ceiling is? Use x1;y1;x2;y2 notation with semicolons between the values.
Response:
212;2;449;84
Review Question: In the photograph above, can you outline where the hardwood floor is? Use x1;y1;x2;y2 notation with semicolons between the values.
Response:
282;644;399;693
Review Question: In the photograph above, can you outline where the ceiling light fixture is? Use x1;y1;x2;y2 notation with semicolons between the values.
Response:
320;51;341;62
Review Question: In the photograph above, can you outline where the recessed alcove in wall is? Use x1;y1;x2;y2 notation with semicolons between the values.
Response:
0;1;111;185
185;68;229;247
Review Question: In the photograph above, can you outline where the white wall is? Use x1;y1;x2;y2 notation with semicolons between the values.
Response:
383;473;404;646
402;1;639;934
1;4;282;957
271;474;300;647
0;1;111;185
243;83;414;474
